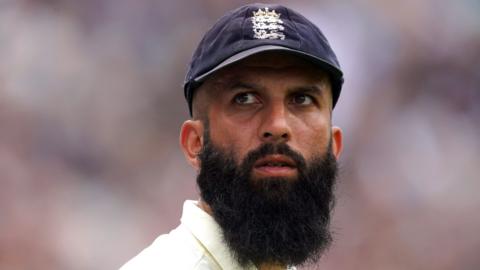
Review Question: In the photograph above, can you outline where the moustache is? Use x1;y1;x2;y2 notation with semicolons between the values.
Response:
240;143;308;174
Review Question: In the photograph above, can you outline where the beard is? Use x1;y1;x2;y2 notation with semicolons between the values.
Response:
196;131;338;268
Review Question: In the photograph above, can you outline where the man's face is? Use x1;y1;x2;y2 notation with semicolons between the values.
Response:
182;52;343;267
200;52;338;174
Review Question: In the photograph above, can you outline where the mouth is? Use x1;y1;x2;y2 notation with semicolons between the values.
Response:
253;154;297;179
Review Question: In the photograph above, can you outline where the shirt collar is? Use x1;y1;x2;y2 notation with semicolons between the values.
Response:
180;200;257;270
181;200;297;270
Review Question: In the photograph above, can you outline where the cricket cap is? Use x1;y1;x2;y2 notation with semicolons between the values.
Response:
184;3;344;116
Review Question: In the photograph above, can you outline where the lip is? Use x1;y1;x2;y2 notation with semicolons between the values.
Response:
253;154;297;178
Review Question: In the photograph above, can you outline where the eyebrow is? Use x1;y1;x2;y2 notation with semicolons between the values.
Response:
218;78;325;98
229;82;323;93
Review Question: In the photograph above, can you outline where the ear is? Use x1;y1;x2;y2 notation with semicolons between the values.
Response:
331;126;343;159
179;120;204;170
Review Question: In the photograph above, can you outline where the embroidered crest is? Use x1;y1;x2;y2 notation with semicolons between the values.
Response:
251;7;285;40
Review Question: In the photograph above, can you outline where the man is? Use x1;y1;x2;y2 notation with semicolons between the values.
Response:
121;3;344;270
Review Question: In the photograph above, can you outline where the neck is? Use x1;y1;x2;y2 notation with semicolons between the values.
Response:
198;198;213;216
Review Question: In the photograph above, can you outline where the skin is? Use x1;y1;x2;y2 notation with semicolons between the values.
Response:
179;52;343;270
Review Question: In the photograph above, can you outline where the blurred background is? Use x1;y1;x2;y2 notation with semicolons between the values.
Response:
1;0;479;269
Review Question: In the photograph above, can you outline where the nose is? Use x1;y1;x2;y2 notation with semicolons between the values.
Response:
259;102;291;143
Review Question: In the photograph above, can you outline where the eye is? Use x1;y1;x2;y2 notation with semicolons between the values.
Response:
234;92;258;105
291;93;314;105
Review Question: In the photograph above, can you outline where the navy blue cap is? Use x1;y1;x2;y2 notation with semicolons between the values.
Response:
184;3;344;116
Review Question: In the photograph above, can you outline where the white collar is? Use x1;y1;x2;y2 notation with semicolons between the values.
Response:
180;200;257;270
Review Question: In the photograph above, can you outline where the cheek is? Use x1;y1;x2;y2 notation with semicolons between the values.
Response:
208;115;258;160
291;115;331;158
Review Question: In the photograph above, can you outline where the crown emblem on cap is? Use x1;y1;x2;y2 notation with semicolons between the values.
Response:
251;7;285;40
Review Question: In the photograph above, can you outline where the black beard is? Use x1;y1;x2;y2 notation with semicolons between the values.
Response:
197;132;338;268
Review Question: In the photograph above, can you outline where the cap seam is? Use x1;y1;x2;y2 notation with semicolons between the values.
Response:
285;7;302;50
237;5;250;52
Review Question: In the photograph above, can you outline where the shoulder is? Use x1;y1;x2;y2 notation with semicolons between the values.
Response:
119;224;218;270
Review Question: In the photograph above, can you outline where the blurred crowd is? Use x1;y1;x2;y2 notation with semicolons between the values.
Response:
1;0;479;269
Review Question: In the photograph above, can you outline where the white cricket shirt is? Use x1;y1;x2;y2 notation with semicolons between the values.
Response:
120;200;296;270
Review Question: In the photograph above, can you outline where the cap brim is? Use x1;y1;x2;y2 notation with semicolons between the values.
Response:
193;45;343;83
